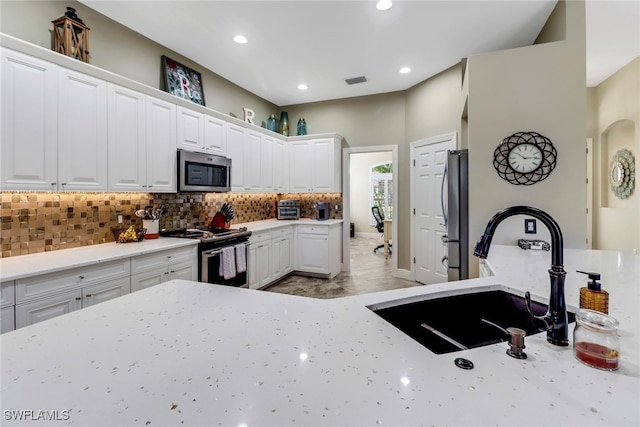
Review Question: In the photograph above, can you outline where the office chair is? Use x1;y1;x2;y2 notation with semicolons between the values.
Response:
372;206;391;254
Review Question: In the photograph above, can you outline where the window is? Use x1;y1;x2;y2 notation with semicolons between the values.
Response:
370;162;393;225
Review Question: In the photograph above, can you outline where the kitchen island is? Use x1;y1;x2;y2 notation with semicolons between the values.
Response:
1;246;638;426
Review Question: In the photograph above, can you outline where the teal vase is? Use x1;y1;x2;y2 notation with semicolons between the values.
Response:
279;112;289;136
297;118;307;136
267;114;277;132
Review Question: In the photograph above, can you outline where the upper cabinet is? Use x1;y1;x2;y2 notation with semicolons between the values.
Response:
203;114;227;156
1;48;58;191
177;106;227;156
145;96;177;192
57;67;108;191
289;137;342;193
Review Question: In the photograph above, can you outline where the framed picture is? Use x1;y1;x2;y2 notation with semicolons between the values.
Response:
161;55;206;106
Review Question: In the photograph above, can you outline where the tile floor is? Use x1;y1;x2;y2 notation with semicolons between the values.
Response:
263;235;421;298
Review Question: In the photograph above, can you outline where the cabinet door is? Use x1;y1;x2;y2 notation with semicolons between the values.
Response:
107;83;146;191
1;306;15;334
203;114;227;155
289;140;313;192
146;96;177;192
261;135;274;192
297;233;329;274
58;67;108;191
311;138;336;192
247;244;259;289
227;123;246;191
1;280;15;309
131;270;166;292
16;290;82;328
168;260;197;281
82;276;130;307
244;130;262;192
177;106;204;151
256;240;272;288
272;137;287;193
1;48;58;191
271;237;283;280
280;234;294;276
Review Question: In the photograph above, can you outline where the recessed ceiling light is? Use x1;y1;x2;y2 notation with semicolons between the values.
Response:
376;0;392;11
298;83;308;91
399;67;411;74
233;35;248;44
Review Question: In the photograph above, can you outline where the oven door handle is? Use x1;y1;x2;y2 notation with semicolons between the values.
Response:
202;243;251;256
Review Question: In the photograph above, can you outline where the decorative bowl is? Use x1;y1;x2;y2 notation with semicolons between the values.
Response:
111;226;146;243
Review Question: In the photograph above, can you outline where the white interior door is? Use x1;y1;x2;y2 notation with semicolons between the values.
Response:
411;134;456;285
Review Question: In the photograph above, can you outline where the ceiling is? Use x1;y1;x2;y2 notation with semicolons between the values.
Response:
79;1;639;107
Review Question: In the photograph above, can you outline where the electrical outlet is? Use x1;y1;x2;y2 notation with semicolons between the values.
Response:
117;214;124;224
525;219;536;234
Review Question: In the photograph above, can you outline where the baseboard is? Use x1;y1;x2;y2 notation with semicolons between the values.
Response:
394;268;412;281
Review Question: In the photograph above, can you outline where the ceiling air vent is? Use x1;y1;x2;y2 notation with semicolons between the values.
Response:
345;76;367;85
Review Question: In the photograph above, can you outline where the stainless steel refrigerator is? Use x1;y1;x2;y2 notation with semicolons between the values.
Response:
442;149;469;281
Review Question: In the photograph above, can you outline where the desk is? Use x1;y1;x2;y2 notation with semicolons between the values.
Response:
383;219;392;259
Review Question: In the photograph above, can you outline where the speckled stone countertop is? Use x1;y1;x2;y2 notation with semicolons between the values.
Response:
234;218;343;232
1;246;638;426
0;238;198;281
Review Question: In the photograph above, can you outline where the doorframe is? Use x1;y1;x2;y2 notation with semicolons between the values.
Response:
342;145;398;275
409;132;457;282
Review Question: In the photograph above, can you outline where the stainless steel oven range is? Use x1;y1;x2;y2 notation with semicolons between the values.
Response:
160;227;252;287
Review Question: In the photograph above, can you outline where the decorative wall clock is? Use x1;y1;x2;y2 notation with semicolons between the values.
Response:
493;131;557;185
609;149;635;199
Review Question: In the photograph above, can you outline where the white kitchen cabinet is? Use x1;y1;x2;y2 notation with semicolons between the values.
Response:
203;114;227;156
247;230;272;289
177;106;204;151
272;137;288;193
228;125;263;192
81;276;130;307
270;226;294;281
261;135;275;192
1;280;15;334
146;96;177;192
296;223;341;278
107;83;146;191
16;289;82;329
58;67;108;191
14;258;131;329
226;123;246;191
289;137;341;193
1;48;58;191
130;245;198;292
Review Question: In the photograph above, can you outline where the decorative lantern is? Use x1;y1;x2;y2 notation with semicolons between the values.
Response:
52;7;90;63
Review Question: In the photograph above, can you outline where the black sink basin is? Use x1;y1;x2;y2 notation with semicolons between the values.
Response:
368;289;576;354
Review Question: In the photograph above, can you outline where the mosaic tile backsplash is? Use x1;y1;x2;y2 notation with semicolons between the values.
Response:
0;192;342;258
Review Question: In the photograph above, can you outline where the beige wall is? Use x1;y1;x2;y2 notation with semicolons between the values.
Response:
349;152;393;237
0;0;279;124
591;58;640;252
465;0;587;276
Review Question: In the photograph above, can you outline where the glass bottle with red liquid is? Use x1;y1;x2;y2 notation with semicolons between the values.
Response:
573;309;620;371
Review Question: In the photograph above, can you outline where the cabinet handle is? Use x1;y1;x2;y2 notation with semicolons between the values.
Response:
61;182;67;186
170;270;175;273
164;272;169;275
51;183;56;187
85;294;92;298
78;275;85;280
75;297;81;301
148;185;153;188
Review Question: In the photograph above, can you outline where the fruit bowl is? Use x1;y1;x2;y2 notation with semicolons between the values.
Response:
111;226;146;243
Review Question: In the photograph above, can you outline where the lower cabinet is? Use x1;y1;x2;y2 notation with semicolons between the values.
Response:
15;275;130;329
130;245;198;292
296;223;341;278
248;226;294;290
1;280;15;333
2;306;15;334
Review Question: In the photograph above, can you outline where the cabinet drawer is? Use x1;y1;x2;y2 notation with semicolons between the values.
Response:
15;289;82;328
297;224;328;235
1;281;15;308
15;259;130;303
131;246;197;273
271;226;293;238
249;230;271;244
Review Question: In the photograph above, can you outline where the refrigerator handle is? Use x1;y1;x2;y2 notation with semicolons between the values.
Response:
441;160;448;228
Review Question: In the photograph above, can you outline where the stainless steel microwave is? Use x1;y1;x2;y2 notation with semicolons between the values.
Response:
177;149;231;192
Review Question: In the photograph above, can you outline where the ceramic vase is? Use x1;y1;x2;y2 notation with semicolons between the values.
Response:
267;114;277;132
280;112;289;136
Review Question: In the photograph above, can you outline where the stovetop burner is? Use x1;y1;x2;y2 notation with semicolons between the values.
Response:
159;227;251;243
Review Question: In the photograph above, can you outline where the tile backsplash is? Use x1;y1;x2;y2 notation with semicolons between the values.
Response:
1;192;342;258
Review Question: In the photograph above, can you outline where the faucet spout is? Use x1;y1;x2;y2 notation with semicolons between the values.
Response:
473;206;569;346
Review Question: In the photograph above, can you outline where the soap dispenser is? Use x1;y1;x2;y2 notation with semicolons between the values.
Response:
577;270;608;314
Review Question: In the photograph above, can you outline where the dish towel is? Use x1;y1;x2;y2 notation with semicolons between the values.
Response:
219;246;236;280
235;243;246;274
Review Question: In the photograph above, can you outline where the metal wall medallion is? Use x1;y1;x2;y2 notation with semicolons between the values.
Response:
493;131;557;185
609;149;635;199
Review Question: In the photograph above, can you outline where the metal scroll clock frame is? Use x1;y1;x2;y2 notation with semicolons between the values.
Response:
493;131;557;185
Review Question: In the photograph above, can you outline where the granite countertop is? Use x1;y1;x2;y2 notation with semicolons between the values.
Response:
1;245;638;426
0;238;198;282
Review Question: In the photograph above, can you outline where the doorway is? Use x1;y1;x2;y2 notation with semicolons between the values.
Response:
342;145;398;275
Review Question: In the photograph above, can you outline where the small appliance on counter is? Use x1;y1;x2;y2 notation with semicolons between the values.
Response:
316;202;329;221
277;200;300;220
